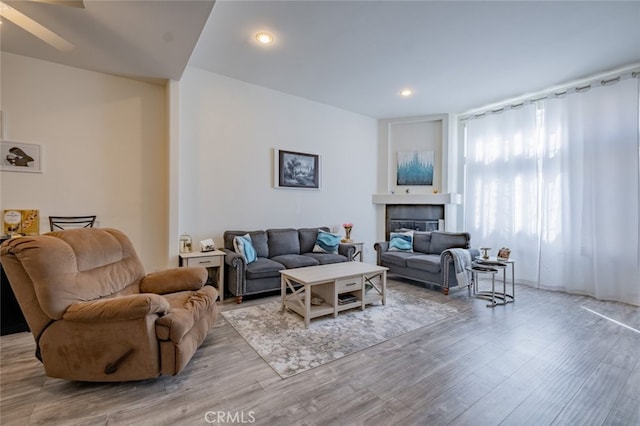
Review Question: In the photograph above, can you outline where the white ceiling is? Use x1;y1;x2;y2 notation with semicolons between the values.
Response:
0;0;215;82
2;1;640;118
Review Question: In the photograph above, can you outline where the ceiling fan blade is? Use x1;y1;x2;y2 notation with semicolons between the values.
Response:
0;2;75;51
29;0;84;8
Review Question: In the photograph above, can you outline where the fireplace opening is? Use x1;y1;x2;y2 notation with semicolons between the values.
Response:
385;205;444;240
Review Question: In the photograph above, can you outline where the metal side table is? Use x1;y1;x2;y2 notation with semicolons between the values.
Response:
467;261;513;308
475;257;516;302
467;265;500;307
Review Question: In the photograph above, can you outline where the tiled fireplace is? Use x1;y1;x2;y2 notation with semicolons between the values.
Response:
372;193;462;239
385;204;444;240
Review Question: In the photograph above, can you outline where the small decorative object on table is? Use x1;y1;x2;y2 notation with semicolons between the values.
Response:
342;222;353;243
497;247;511;260
200;238;215;252
179;234;192;253
480;247;491;260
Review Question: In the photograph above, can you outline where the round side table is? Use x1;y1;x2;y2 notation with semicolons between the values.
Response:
466;264;503;308
474;257;515;302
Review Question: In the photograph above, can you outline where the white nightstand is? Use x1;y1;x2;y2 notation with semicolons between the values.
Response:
179;250;225;301
342;242;364;262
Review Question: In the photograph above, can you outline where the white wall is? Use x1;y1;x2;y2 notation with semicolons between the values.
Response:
375;114;464;235
0;53;169;271
177;67;379;262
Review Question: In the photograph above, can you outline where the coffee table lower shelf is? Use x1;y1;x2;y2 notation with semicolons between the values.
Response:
280;262;387;328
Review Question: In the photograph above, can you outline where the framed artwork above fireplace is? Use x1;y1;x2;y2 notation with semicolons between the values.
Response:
396;150;434;186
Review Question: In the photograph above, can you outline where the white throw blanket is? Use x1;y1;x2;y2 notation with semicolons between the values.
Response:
444;248;471;288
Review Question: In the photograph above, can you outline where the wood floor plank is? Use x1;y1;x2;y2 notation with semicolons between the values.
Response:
495;364;585;425
551;363;635;425
602;395;640;426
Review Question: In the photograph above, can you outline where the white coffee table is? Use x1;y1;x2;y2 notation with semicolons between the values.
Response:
280;262;388;328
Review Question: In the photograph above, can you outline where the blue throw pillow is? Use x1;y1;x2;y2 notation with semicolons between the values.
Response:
233;234;257;263
312;229;342;254
389;230;414;252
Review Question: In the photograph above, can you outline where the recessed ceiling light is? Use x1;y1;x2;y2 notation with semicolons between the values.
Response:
255;32;274;44
400;89;413;97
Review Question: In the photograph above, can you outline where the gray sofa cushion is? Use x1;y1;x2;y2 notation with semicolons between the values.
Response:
303;252;348;265
380;251;414;267
245;257;286;280
430;231;470;254
249;231;269;258
224;230;270;258
406;254;441;273
224;230;244;250
270;254;319;269
267;228;300;257
298;227;330;254
412;231;432;254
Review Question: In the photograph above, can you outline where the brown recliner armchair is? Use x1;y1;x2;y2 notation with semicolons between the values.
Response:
0;228;218;382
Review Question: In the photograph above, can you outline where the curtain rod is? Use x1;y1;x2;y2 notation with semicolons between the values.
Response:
459;65;640;122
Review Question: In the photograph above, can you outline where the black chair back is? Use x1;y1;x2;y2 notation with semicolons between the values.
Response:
49;216;96;231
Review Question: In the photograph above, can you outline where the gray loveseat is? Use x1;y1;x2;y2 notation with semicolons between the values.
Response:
223;227;356;303
374;231;479;295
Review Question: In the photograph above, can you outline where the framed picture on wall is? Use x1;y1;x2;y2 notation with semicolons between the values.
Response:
396;150;434;186
274;149;320;189
0;141;42;173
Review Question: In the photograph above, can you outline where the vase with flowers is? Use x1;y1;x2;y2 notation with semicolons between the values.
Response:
342;222;353;243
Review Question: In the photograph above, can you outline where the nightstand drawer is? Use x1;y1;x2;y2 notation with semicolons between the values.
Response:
335;276;362;293
184;256;221;268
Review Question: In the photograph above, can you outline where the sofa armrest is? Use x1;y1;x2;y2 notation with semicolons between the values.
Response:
373;242;389;265
468;247;480;259
63;294;170;322
338;243;356;261
140;267;208;294
440;248;481;290
222;248;244;267
222;248;247;297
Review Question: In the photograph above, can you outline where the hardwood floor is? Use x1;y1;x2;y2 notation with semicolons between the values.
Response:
1;279;639;425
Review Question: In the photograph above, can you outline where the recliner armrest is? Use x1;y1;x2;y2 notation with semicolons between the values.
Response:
63;294;170;322
140;267;208;295
155;286;218;343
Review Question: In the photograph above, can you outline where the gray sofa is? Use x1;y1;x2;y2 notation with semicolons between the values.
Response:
223;227;356;303
374;231;479;295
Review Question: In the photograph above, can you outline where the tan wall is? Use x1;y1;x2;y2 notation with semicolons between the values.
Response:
0;53;169;271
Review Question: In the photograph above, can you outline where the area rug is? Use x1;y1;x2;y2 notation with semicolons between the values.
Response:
221;281;467;378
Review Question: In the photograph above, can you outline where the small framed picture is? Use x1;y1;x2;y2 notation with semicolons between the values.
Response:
274;149;320;189
497;247;511;260
1;141;42;173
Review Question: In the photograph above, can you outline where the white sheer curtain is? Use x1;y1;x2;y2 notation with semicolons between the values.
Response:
464;104;541;282
464;77;640;306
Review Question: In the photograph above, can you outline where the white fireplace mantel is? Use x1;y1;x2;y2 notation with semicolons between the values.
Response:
372;193;462;205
